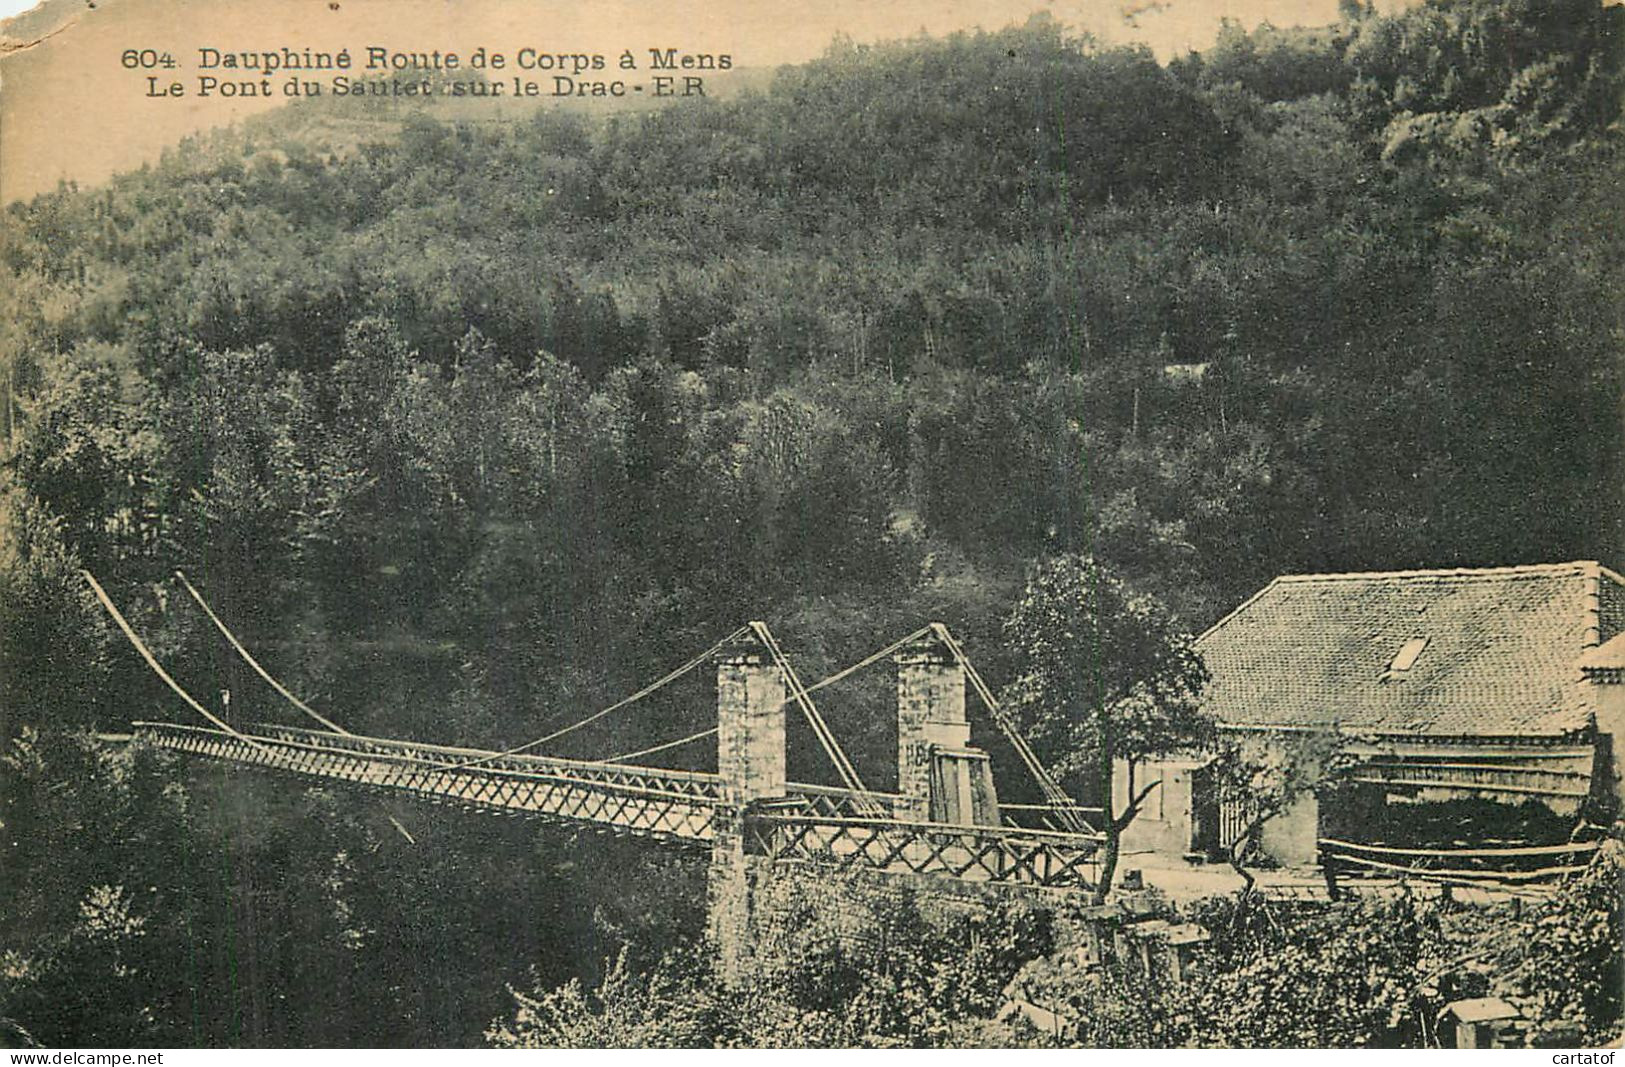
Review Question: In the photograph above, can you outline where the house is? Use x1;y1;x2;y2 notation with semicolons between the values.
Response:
1122;561;1625;868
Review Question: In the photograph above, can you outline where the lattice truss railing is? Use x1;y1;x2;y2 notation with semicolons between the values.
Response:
255;723;726;800
750;814;1103;889
767;782;900;820
998;802;1107;834
133;722;721;843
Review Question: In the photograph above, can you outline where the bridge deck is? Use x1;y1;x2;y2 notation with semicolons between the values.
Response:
132;721;1103;889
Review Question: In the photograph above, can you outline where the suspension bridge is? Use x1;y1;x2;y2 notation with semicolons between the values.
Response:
87;570;1106;967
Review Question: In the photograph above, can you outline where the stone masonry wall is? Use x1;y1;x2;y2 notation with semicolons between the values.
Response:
710;643;787;980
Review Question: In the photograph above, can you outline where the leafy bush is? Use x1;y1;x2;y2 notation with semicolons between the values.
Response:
490;878;1054;1048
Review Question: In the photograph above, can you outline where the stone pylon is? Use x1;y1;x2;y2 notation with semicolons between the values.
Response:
708;627;786;983
895;625;999;825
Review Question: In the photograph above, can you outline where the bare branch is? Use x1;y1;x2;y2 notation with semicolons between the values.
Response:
1111;777;1164;832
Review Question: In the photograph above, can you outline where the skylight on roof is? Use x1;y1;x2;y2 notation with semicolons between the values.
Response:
1388;636;1429;674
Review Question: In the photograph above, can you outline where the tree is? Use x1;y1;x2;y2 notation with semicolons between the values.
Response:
0;730;197;1046
1001;555;1210;902
8;345;166;582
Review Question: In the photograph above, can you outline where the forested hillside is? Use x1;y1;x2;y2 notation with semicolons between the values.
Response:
1;0;1622;1046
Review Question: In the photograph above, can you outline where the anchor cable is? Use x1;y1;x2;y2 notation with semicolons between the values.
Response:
800;624;933;700
932;623;1085;832
82;570;267;751
173;569;351;735
751;621;880;811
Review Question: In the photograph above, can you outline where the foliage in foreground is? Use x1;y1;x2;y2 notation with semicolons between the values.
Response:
491;843;1625;1048
489;883;1053;1048
1017;842;1624;1049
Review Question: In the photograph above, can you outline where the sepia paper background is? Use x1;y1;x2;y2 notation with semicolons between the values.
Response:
2;0;1392;207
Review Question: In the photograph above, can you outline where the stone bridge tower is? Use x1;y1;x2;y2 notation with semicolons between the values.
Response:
707;629;787;980
894;628;1000;826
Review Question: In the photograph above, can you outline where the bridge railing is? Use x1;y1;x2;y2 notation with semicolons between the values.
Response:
132;721;721;842
749;813;1103;889
999;802;1105;834
131;722;1108;888
767;782;901;820
247;722;726;799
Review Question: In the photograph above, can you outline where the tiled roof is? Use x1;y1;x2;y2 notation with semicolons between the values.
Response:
1196;562;1625;739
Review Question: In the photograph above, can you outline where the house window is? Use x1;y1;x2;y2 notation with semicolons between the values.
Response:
1388;636;1429;674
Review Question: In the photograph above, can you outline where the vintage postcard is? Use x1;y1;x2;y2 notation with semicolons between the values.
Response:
1;0;1621;1051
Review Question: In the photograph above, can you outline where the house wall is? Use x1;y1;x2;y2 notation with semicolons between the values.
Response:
1258;791;1320;866
1115;757;1207;859
1589;678;1625;812
1113;742;1327;868
1211;729;1335;869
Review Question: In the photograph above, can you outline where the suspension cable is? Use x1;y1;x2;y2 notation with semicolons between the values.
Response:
751;621;880;811
802;624;933;700
81;570;267;751
587;625;932;767
434;625;752;772
601;726;718;764
172;569;351;736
